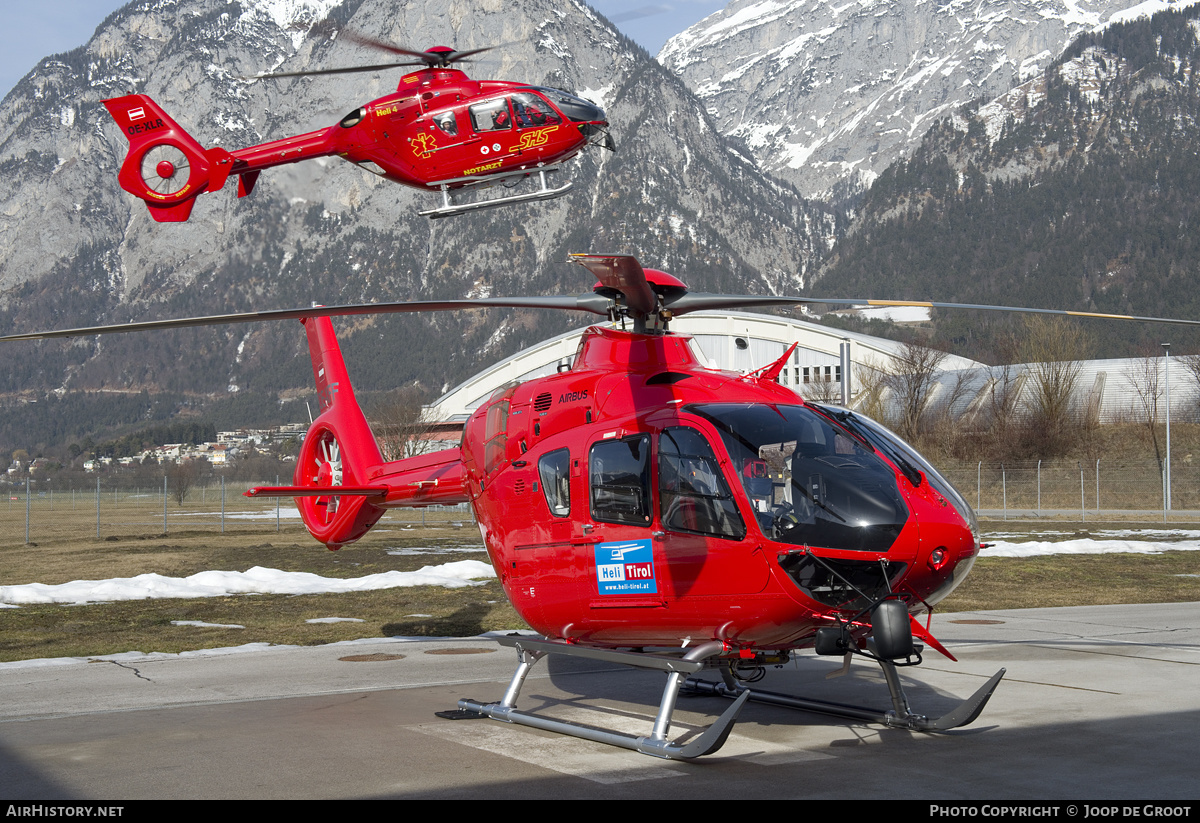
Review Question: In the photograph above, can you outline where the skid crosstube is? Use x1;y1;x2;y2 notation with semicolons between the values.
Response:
456;635;749;760
453;635;1006;758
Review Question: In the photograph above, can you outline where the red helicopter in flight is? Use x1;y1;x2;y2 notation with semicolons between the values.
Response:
8;255;1196;759
102;40;614;221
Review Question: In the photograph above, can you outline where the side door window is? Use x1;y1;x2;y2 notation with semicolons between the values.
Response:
589;435;651;526
659;427;745;540
469;98;512;133
538;448;571;517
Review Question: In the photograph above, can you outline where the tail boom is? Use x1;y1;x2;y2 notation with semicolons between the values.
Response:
276;317;470;549
246;448;468;508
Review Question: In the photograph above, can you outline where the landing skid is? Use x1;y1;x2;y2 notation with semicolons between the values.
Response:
684;663;1006;732
419;165;572;219
454;635;749;760
450;635;1006;759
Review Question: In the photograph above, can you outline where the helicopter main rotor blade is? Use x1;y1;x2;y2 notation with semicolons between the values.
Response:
570;253;656;317
341;32;493;65
664;293;1200;328
0;295;612;343
340;32;442;60
249;61;425;80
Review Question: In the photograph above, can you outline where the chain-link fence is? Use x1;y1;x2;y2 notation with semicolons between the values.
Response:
7;459;1195;543
940;459;1196;518
0;476;474;545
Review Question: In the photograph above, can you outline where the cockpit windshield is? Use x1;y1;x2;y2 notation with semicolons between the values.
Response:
815;405;978;543
688;403;909;553
531;87;606;123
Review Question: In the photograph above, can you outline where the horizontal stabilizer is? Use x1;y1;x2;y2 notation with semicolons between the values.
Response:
244;485;388;499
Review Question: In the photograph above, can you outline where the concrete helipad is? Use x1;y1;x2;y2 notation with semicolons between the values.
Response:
0;602;1197;799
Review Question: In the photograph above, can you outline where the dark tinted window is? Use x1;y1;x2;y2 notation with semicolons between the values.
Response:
532;87;605;122
538;448;571;517
691;404;908;552
590;436;651;525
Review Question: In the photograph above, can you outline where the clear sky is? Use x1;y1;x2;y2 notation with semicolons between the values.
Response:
0;0;729;100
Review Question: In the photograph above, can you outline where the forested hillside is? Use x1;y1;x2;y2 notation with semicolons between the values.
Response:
815;5;1200;362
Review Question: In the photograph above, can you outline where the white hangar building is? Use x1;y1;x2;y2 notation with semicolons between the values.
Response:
425;311;983;423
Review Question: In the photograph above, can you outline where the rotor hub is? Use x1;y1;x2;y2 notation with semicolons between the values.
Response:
155;160;176;179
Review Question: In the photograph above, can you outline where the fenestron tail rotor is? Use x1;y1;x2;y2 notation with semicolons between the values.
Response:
140;145;191;196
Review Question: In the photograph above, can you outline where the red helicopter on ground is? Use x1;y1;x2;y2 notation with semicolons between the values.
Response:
8;255;1198;759
102;40;614;221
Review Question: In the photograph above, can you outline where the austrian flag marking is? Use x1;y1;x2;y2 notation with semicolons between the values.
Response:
128;107;145;121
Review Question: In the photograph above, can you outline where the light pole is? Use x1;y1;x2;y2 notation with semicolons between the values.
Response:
1163;342;1172;512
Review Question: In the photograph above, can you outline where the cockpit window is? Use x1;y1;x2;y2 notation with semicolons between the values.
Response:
658;427;745;540
815;405;978;542
688;403;908;553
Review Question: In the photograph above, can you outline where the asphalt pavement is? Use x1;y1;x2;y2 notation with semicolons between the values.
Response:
0;602;1197;799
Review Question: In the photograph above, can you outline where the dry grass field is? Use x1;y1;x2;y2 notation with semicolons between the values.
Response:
0;496;1197;663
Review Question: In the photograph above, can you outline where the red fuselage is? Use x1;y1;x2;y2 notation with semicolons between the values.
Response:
228;69;607;190
455;325;980;651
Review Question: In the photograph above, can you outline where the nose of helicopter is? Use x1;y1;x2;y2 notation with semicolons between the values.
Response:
914;512;981;607
534;87;615;150
572;97;607;124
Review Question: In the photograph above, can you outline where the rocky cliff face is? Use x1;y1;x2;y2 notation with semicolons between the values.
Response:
0;0;834;408
659;0;1157;205
812;3;1200;360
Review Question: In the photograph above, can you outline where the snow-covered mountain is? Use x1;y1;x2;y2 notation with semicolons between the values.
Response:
813;3;1200;360
659;0;1192;204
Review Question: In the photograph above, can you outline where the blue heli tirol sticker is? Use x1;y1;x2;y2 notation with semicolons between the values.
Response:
594;539;657;595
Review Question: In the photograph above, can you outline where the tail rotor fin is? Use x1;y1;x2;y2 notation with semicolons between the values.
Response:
295;317;387;549
103;94;233;222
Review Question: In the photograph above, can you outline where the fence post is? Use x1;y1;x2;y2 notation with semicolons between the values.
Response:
220;475;225;534
1037;460;1041;514
276;474;280;533
1079;464;1086;522
1095;459;1100;514
163;475;168;534
977;462;981;510
25;477;30;545
96;477;100;539
1163;466;1168;524
1001;465;1007;521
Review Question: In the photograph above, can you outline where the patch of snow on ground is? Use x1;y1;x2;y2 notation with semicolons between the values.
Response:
0;561;497;606
982;528;1200;557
